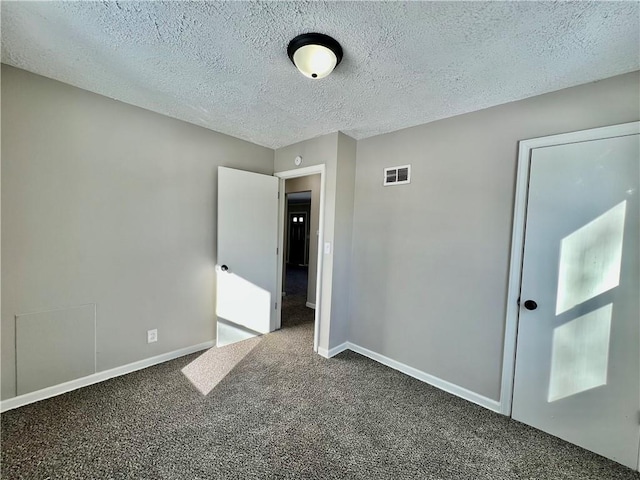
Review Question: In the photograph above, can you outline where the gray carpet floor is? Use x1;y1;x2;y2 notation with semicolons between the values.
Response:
284;264;308;297
2;294;639;479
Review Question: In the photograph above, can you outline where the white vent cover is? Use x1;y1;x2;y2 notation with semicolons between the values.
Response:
383;164;411;186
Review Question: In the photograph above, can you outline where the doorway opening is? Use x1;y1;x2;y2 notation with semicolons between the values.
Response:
274;165;326;352
284;192;311;301
281;181;318;334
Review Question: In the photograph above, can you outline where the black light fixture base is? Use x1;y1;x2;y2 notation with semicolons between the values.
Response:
287;33;343;67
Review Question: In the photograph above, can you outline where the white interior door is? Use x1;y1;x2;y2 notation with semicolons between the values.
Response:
216;167;278;347
512;131;640;468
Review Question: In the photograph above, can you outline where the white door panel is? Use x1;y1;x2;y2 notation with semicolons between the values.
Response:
217;167;278;345
512;133;640;468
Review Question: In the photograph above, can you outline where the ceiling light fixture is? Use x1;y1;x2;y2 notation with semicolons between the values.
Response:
287;33;343;79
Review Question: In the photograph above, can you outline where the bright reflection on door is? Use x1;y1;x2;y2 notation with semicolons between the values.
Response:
548;303;613;402
556;201;626;315
181;336;261;395
216;270;271;334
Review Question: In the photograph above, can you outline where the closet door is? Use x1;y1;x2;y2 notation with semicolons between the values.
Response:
512;130;639;469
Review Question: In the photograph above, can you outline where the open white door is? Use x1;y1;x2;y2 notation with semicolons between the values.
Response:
216;167;279;347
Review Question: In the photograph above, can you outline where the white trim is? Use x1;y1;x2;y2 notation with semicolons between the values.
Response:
305;302;316;309
318;342;348;359
500;121;640;417
347;342;501;413
93;303;98;375
276;179;286;330
275;164;326;179
1;340;215;412
510;121;639;151
275;164;326;354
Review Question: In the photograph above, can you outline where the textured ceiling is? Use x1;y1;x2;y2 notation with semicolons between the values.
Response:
2;1;638;149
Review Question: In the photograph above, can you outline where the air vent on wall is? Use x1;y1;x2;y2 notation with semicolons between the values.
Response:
383;164;411;186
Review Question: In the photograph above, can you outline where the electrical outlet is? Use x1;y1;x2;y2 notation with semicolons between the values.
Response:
147;329;158;343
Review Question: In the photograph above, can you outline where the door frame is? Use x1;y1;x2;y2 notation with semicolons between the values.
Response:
499;121;640;417
274;165;326;353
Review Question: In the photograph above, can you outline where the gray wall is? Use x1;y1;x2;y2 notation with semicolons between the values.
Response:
275;132;356;351
4;62;638;406
285;175;321;305
1;65;274;400
349;71;640;401
331;133;357;347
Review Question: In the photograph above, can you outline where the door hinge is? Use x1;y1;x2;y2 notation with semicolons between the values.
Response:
275;302;278;310
276;247;279;255
277;192;280;199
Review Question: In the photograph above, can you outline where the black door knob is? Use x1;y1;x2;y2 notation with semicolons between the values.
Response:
220;265;229;272
524;300;538;311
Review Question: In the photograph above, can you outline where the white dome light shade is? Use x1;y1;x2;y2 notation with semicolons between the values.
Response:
288;33;343;80
292;44;337;79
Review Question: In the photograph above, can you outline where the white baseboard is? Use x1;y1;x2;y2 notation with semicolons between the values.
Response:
317;342;348;359
0;340;215;413
345;342;502;413
2;338;502;414
305;302;316;309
